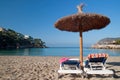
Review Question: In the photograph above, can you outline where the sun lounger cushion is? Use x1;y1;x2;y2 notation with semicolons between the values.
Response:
88;53;108;63
88;53;108;59
59;57;69;63
85;53;108;67
89;57;106;62
62;60;80;67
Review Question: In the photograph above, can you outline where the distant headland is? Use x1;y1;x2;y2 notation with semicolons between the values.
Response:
92;37;120;49
0;27;47;49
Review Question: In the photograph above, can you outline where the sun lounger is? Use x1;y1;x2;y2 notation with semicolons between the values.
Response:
84;53;114;77
58;58;83;78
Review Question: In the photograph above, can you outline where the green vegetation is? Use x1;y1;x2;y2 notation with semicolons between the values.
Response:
0;27;47;49
115;39;120;45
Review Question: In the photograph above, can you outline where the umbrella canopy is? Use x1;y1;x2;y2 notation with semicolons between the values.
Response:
54;4;110;70
55;13;110;32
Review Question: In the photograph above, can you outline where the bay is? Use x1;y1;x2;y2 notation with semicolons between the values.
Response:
0;47;120;56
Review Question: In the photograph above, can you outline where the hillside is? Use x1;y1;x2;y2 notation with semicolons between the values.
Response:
92;37;120;49
97;37;120;44
0;27;47;49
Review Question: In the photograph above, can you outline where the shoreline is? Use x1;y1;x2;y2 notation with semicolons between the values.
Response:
0;56;120;80
92;44;120;49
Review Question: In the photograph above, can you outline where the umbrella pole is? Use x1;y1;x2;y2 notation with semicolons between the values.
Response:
80;31;83;70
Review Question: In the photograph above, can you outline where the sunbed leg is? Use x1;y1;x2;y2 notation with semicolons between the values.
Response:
84;73;88;78
58;73;64;79
80;71;84;78
109;74;114;78
81;75;84;78
58;73;60;79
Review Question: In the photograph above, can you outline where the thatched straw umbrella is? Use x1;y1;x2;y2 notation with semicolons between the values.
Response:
54;4;110;70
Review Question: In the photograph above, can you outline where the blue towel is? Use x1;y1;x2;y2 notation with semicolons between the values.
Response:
62;60;80;68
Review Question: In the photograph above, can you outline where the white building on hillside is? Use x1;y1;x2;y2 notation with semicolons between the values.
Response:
24;35;30;39
0;27;6;32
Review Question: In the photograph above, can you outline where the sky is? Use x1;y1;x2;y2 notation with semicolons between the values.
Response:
0;0;120;47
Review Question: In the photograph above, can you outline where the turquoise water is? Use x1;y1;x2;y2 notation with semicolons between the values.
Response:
0;47;120;56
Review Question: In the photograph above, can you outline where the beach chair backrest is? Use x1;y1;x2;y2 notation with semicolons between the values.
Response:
88;53;108;58
88;53;108;62
59;57;69;63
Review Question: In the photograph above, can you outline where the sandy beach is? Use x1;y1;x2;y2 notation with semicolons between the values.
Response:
0;56;120;80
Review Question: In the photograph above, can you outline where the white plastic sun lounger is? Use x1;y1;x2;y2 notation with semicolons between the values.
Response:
84;53;114;77
58;58;83;78
84;68;114;78
85;69;113;75
58;69;83;74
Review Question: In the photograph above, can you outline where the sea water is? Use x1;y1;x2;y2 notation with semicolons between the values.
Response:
0;47;120;56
